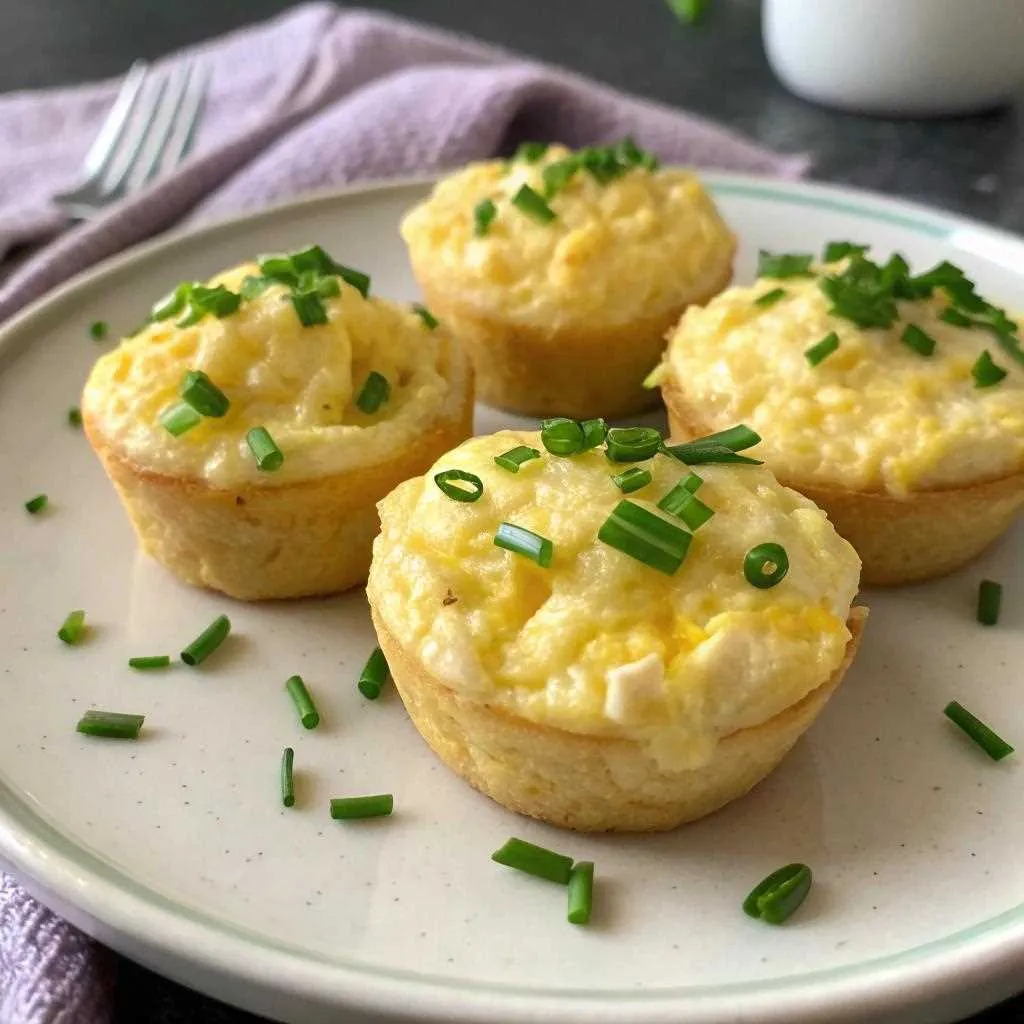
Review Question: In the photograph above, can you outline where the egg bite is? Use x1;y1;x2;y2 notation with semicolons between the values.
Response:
367;425;865;833
400;141;735;420
657;245;1024;586
82;248;473;600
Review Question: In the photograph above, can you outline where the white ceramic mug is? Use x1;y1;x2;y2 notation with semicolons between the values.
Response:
763;0;1024;117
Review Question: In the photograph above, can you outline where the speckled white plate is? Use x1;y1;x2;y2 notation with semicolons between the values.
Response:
2;175;1024;1024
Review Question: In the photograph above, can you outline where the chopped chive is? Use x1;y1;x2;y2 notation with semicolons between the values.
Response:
605;426;662;462
412;304;439;330
176;284;241;326
511;184;556;224
291;291;328;327
515;141;549;163
657;472;704;520
666;0;711;24
76;709;144;740
160;402;201;437
67;407;82;428
494;523;553;567
151;282;195;321
944;700;1014;761
542;157;580;198
743;864;813;924
661;441;761;466
355;371;390;414
257;254;298;286
247;426;284;472
612;467;652;494
823;241;869;262
128;655;171;670
240;275;273;300
567;861;595;925
754;287;786;309
180;614;231;666
281;746;295;808
492;837;573;884
744;543;789;589
494;446;542;473
805;331;840;367
579;418;608;451
977;579;1002;626
658;487;713;530
541;417;585;456
434;468;484;503
940;306;973;327
900;323;936;357
474;198;498;236
972;350;1007;388
24;494;48;515
598;500;691;575
313;275;341;299
757;251;814;279
289;244;335;276
691;424;761;452
330;794;394;819
180;370;230;417
89;320;108;341
57;609;86;645
285;674;320;730
358;646;390;700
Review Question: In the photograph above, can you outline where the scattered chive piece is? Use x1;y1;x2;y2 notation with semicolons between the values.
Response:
494;523;553;567
805;331;840;367
151;282;196;322
567;861;595;924
412;304;439;330
579;418;608;451
290;291;328;327
542;158;580;198
240;275;272;300
598;500;691;576
434;468;484;503
657;475;705;515
972;350;1007;388
605;426;662;462
67;407;82;428
160;402;201;437
355;371;390;414
180;614;231;666
515;141;549;163
491;837;573;884
612;467;652;494
661;425;762;466
128;655;171;670
474;198;498;236
666;0;711;24
754;287;786;309
89;320;108;341
658;487;713;530
823;241;869;262
176;284;241;326
541;417;585;456
900;324;936;357
511;184;556;224
940;306;973;327
944;700;1014;761
692;424;761;452
329;794;394;820
57;610;86;645
247;426;284;472
180;369;230;417
76;709;144;740
358;646;390;700
285;674;320;730
24;494;48;515
281;746;295;808
757;251;814;279
977;579;1003;626
744;543;789;589
494;446;542;473
743;864;813;925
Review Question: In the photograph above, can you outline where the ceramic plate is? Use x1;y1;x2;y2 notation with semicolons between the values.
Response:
2;175;1023;1024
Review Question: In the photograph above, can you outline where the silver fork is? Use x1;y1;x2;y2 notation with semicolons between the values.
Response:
54;59;208;220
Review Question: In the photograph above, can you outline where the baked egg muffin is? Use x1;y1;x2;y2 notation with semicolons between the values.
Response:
400;140;735;419
658;243;1024;585
367;422;865;832
82;246;473;600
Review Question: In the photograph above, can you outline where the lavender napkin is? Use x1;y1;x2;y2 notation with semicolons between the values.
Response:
0;4;806;1022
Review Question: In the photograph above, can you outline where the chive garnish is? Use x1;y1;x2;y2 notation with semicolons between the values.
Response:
661;425;762;466
657;472;703;518
495;446;542;473
612;467;652;494
474;198;497;236
744;543;789;589
180;370;230;417
285;674;320;730
605;426;662;462
494;523;553;567
330;794;394;820
743;864;812;924
511;184;556;224
972;350;1007;388
492;837;573;884
76;710;145;740
240;275;272;300
757;251;814;279
822;241;869;262
291;291;328;327
658;487;713;530
176;284;241;326
128;655;171;670
754;287;786;309
358;647;390;700
57;610;86;645
567;861;595;925
515;141;549;163
944;700;1014;761
24;494;48;515
67;407;82;428
940;307;973;327
281;746;295;808
151;282;196;322
434;469;484;503
180;614;231;666
247;426;284;472
89;320;108;341
160;402;201;437
412;304;439;330
598;500;691;575
355;371;390;414
541;417;585;456
580;418;608;451
543;158;580;198
977;579;1003;626
805;331;840;367
666;0;710;24
900;323;936;357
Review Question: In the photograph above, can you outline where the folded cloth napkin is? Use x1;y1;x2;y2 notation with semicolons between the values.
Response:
0;4;806;1022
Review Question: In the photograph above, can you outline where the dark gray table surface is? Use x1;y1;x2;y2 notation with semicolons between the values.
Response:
4;1;1023;1021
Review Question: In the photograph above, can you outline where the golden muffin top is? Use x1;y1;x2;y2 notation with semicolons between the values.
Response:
82;247;467;489
660;243;1024;495
400;141;735;333
368;424;861;771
